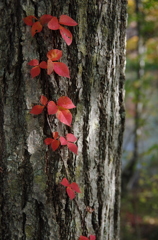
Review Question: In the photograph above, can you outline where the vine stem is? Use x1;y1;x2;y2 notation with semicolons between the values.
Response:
61;156;70;179
46;112;87;233
46;113;70;179
46;114;54;133
74;198;88;234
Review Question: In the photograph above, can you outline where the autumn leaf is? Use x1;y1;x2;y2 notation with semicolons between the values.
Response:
59;136;67;145
30;105;44;115
28;59;47;78
59;15;78;26
44;132;60;151
44;138;60;151
56;108;72;126
59;26;72;46
47;15;78;45
47;49;62;61
69;182;81;193
60;178;70;187
39;61;47;69
66;187;76;199
31;21;43;36
67;142;78;154
28;59;39;66
60;133;78;154
53;131;59;139
79;237;89;240
46;96;75;126
23;15;37;26
51;139;60;151
39;14;53;25
89;236;96;240
47;16;60;30
40;95;48;106
30;95;48;115
47;59;54;75
46;49;69;77
60;178;81;200
44;138;53;145
57;96;76;109
47;101;58;115
66;133;77;142
53;62;70;78
30;66;41;78
79;236;96;240
24;14;78;43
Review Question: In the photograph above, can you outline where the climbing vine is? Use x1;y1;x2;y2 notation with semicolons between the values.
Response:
23;14;96;240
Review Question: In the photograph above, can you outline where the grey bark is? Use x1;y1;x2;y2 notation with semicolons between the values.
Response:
0;0;127;240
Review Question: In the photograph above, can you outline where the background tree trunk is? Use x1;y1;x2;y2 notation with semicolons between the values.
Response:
0;0;127;240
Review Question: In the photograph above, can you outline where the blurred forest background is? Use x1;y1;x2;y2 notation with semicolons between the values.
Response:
121;0;158;239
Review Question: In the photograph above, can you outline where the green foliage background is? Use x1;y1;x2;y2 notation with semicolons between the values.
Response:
121;0;158;239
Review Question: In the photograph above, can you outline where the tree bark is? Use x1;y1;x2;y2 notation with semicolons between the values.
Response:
0;0;127;240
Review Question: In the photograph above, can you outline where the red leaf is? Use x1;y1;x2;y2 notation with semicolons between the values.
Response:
51;139;60;151
59;136;67;145
60;178;70;187
53;132;59;139
69;182;81;193
48;16;60;30
31;21;43;36
66;187;75;199
59;15;78;26
39;61;47;69
53;62;70;78
44;138;53;145
28;59;39;66
40;14;53;25
89;235;96;240
67;142;78;155
47;59;54;75
23;15;37;26
59;26;72;45
79;236;89;240
30;66;41;78
57;96;76;109
40;95;48;106
66;133;77;142
56;108;72;126
47;49;62;61
30;105;44;115
47;101;58;115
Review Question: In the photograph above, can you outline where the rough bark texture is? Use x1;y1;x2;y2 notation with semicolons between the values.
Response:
0;0;127;240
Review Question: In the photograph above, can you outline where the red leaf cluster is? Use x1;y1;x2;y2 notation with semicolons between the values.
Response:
60;133;78;154
47;96;76;126
28;59;47;78
28;49;70;78
79;235;96;240
23;14;53;36
44;132;60;151
44;132;78;154
23;14;78;45
30;95;76;126
48;15;78;45
47;49;70;78
30;95;48;114
60;178;81;199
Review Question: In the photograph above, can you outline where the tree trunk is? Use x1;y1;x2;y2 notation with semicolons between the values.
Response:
0;0;127;240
